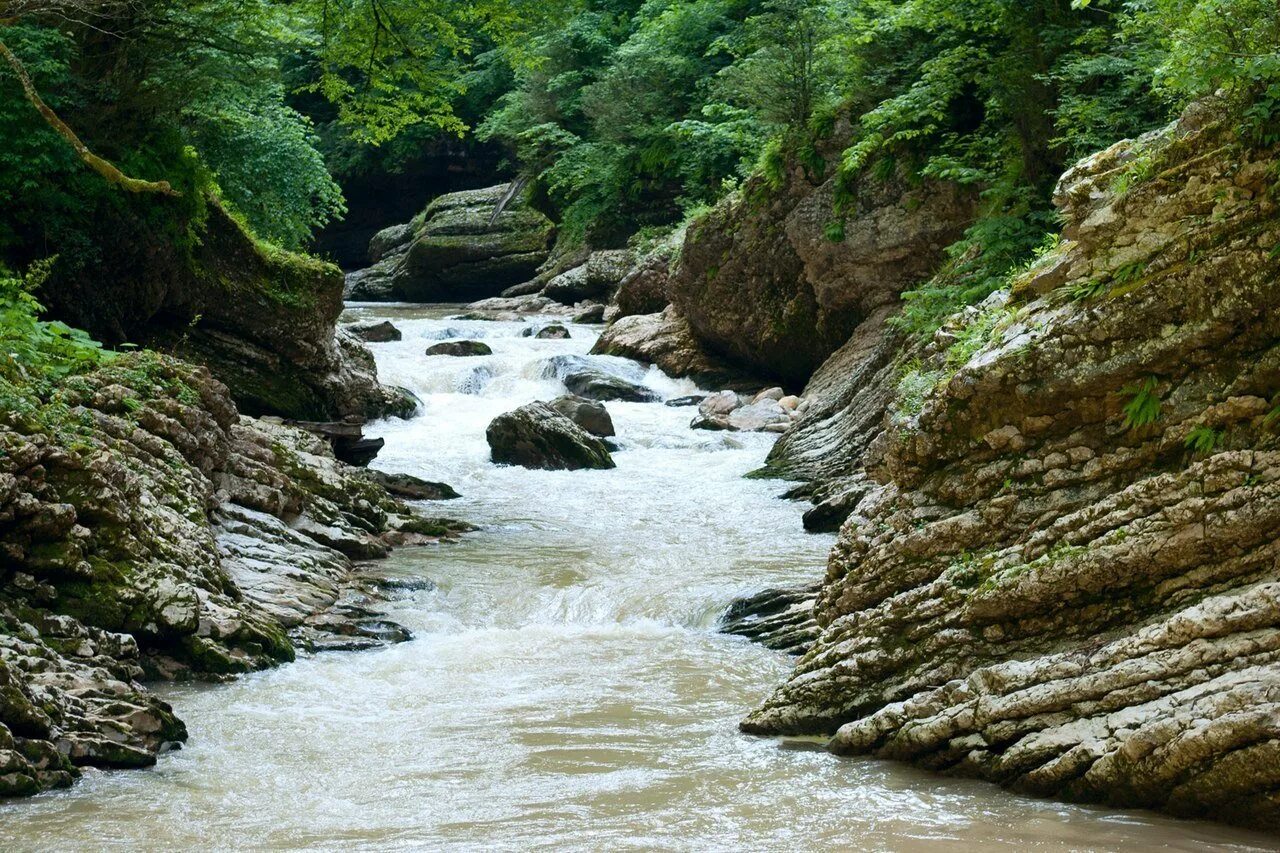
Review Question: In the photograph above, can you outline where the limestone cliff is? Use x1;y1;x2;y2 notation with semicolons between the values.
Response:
667;152;976;385
742;102;1280;830
42;200;411;422
0;353;460;796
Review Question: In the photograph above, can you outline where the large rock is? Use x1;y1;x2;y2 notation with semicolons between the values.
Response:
344;320;402;343
591;307;759;390
612;244;675;319
543;250;634;305
669;133;977;385
426;340;492;357
380;185;554;302
549;394;616;437
486;402;616;470
741;104;1280;831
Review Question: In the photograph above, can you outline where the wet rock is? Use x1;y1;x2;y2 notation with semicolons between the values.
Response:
426;340;492;357
486;402;616;470
720;584;821;655
521;324;571;340
549;394;616;437
563;370;659;403
365;471;460;501
665;395;707;408
343;321;402;343
592;307;758;390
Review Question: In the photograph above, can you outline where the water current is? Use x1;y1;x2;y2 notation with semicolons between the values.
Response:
2;305;1275;851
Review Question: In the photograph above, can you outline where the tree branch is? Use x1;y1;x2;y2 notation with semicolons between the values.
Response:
0;35;179;196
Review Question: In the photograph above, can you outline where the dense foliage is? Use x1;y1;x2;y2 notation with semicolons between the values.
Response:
1;0;1276;329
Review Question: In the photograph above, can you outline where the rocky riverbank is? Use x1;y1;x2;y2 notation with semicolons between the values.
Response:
0;354;466;797
726;102;1280;831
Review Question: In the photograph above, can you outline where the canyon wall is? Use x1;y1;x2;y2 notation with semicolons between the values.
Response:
741;102;1280;830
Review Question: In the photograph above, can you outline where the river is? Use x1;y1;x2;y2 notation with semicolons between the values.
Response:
1;305;1274;851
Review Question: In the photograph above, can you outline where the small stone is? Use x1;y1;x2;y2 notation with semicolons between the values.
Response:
753;387;786;403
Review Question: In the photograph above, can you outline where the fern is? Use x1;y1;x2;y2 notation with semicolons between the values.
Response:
1120;376;1162;429
1184;425;1222;453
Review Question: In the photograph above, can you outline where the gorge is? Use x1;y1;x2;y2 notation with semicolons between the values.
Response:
3;0;1280;848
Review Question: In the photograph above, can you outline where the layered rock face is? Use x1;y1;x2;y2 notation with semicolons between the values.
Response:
667;159;976;385
0;354;458;796
346;184;554;303
742;106;1280;830
44;201;408;423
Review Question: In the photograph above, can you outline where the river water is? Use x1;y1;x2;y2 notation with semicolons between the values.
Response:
1;305;1275;851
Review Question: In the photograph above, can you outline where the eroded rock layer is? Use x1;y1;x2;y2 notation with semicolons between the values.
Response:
744;105;1280;830
668;150;976;385
0;355;458;796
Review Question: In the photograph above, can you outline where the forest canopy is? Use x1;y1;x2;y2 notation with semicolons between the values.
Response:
1;0;1277;274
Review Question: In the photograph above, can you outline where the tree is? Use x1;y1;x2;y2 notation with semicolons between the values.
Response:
0;0;177;195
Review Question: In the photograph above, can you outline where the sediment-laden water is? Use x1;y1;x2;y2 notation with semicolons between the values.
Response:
1;306;1274;852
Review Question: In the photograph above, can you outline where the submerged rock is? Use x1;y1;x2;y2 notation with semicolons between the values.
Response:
426;340;492;357
486;402;616;470
563;370;659;403
537;355;660;404
549;394;616;437
720;584;821;656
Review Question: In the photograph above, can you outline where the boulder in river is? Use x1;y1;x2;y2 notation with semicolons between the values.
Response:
549;394;615;437
426;340;492;357
572;304;606;324
539;354;661;404
344;320;402;343
565;370;658;403
521;324;570;340
486;402;616;470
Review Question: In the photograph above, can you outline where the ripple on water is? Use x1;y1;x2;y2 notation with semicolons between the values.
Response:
1;305;1276;852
